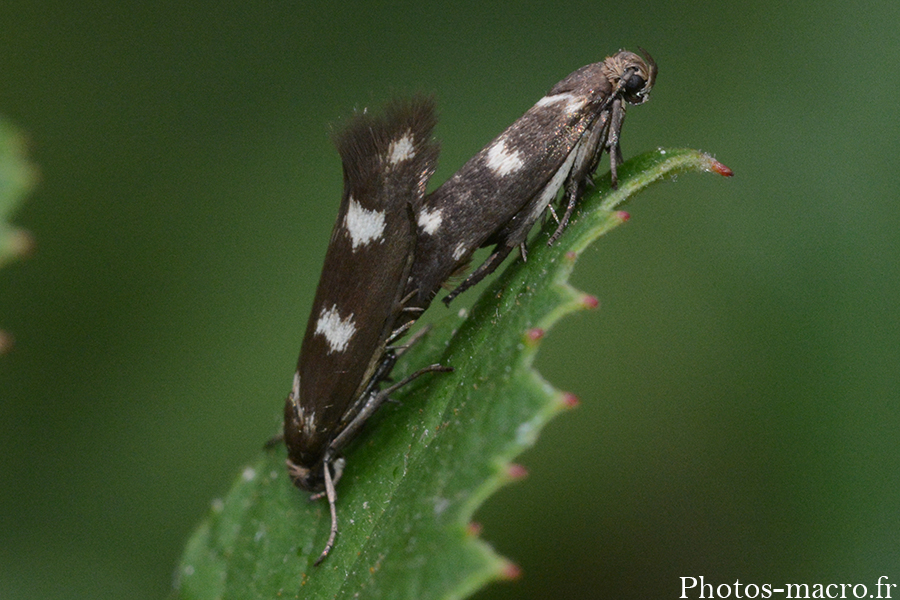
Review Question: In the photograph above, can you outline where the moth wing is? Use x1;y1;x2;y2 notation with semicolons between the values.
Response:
408;62;612;304
291;98;439;465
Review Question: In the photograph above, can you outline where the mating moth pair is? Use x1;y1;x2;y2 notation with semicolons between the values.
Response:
279;49;657;564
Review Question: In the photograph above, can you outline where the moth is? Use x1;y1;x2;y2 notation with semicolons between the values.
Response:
405;49;657;309
282;97;447;565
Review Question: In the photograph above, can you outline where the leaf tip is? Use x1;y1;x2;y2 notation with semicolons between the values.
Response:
505;463;529;481
557;392;580;409
706;157;734;177
500;560;523;581
580;294;600;310
524;327;544;345
615;210;631;222
466;521;483;537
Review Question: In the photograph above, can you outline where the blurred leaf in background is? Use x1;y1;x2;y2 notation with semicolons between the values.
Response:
0;116;36;352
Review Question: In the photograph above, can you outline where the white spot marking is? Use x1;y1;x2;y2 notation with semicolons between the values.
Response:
211;498;225;513
388;133;415;164
536;92;576;107
535;92;585;114
564;96;587;113
417;207;443;235
290;370;300;401
344;197;385;250
301;408;316;437
315;304;357;353
486;139;524;176
452;242;468;261
242;467;257;481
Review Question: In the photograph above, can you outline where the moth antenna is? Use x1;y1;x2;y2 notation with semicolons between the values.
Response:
313;461;339;566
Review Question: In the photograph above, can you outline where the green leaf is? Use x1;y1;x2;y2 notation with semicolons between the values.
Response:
0;118;35;269
0;117;37;353
173;148;732;600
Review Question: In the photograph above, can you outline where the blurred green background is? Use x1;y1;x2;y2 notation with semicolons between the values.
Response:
2;0;898;598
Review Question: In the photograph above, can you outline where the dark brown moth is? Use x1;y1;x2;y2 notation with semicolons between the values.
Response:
404;49;657;309
282;97;446;565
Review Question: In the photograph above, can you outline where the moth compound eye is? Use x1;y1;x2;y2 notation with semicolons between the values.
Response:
624;72;646;93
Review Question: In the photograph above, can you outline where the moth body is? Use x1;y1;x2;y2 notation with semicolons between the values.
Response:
406;49;657;308
283;97;441;564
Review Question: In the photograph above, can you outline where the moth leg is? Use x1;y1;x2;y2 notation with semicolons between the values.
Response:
548;182;581;246
548;113;609;245
387;323;431;354
311;359;448;565
386;319;415;345
328;363;450;456
263;432;284;449
606;98;626;189
442;242;518;305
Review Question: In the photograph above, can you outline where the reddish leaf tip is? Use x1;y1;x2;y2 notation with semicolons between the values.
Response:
709;158;734;177
506;463;529;480
525;327;544;344
466;521;483;536
616;211;631;222
500;561;523;581
560;392;580;409
581;294;599;309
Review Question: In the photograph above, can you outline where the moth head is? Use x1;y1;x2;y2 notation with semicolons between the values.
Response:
607;48;657;105
286;457;322;492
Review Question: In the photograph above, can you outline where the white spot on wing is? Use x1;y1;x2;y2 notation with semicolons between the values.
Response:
344;196;386;250
452;242;468;261
301;408;316;437
418;207;443;235
388;133;415;164
535;92;585;114
315;304;357;353
486;139;524;176
536;92;575;107
290;371;300;401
